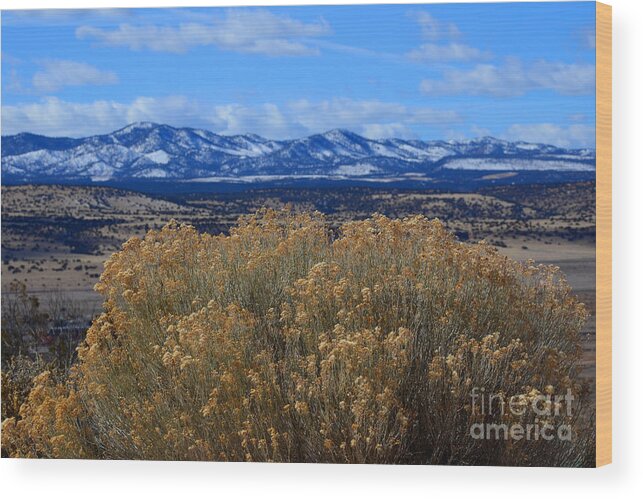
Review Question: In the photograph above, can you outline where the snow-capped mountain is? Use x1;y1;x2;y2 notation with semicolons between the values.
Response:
1;122;595;182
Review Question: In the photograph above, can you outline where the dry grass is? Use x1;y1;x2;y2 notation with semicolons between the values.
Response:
1;209;594;465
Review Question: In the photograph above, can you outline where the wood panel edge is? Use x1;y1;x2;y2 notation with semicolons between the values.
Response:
595;1;612;468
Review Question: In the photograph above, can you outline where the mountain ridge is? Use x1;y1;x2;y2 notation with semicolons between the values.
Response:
1;122;596;182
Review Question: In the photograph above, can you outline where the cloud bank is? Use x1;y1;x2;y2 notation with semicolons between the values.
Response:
501;123;595;148
1;96;460;140
32;60;118;92
420;59;595;97
76;9;330;56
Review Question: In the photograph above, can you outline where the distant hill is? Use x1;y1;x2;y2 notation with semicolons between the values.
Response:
1;122;595;183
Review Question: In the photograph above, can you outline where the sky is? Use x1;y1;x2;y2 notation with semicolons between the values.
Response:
1;3;596;147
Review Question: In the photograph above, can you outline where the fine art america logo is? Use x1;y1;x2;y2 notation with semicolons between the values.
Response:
469;387;575;442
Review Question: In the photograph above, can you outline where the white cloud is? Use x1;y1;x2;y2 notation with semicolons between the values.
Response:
2;96;460;139
408;43;490;63
1;96;214;137
407;14;489;64
501;123;595;148
32;60;118;93
212;102;299;138
420;59;595;96
205;98;460;138
528;60;595;95
283;98;459;138
3;98;125;137
416;12;461;40
76;9;330;56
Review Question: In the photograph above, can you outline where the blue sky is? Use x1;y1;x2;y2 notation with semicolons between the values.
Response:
2;2;596;147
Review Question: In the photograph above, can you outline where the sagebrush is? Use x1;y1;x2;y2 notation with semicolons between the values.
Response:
1;209;594;465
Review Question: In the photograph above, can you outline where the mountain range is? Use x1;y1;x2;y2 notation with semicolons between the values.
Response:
1;122;596;183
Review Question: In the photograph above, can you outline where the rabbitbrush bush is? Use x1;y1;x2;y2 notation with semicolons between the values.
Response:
2;210;594;465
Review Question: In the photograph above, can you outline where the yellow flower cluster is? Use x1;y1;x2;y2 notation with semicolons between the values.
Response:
1;209;592;465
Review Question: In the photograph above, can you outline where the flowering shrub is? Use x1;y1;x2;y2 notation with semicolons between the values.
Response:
1;209;594;465
1;356;48;422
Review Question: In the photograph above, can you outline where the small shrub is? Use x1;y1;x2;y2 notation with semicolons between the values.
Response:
1;281;48;363
2;209;594;465
1;355;47;422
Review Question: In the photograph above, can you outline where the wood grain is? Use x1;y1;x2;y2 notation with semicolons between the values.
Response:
595;1;612;467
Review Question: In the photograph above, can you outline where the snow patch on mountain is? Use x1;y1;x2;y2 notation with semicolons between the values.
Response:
334;163;381;176
135;168;171;178
442;157;594;172
144;150;170;164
